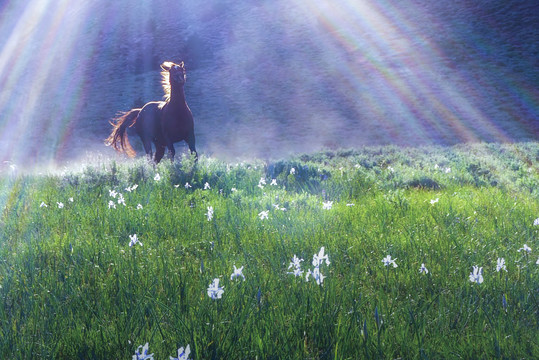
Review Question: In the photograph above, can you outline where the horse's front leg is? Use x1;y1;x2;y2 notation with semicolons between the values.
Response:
187;131;198;162
166;142;175;161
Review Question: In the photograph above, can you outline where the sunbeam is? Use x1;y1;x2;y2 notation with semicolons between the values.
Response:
0;0;537;168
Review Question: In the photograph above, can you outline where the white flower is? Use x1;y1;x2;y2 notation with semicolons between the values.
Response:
382;255;398;268
133;343;153;360
290;168;296;175
287;254;304;277
434;164;439;170
287;255;304;277
346;203;355;207
184;182;192;189
117;193;126;206
57;202;64;209
40;202;48;208
270;179;278;186
207;278;224;299
204;182;211;190
289;255;304;269
231;187;237;192
534;218;539;226
109;189;117;198
419;263;428;274
170;344;191;360
69;197;74;202
108;200;116;209
496;258;507;272
517;244;532;253
258;177;266;189
306;266;325;285
430;198;439;205
137;204;143;210
322;201;333;210
469;265;483;284
288;267;303;277
125;184;138;192
312;247;330;267
206;206;214;221
129;234;142;247
230;265;245;281
258;210;269;220
154;173;161;182
445;167;451;173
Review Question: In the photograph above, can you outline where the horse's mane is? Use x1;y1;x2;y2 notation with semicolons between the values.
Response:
161;66;172;101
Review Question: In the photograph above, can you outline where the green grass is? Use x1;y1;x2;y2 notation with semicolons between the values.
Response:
1;142;538;359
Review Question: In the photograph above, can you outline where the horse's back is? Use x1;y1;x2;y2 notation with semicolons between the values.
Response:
136;101;164;139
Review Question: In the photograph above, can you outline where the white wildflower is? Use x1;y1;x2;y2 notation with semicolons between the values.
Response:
517;244;532;253
170;344;191;360
469;265;483;284
305;266;325;285
154;173;161;182
382;255;398;268
322;201;333;210
312;247;330;267
207;278;224;299
206;206;214;221
230;265;245;281
496;258;507;272
129;234;142;247
419;263;429;274
258;210;269;220
133;342;153;360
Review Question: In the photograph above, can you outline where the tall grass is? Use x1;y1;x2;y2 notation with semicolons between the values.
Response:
1;142;538;359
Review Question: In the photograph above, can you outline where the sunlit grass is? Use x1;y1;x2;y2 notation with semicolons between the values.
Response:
1;142;538;359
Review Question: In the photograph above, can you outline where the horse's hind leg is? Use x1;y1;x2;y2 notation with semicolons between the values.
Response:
154;144;166;164
142;138;153;162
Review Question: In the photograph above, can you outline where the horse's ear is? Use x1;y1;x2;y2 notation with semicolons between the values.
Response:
161;62;173;71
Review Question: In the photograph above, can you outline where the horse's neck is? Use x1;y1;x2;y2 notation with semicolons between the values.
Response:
169;87;186;106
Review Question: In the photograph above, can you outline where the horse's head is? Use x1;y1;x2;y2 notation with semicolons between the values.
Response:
161;61;186;87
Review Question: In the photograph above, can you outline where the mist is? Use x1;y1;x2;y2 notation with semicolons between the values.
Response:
0;0;537;170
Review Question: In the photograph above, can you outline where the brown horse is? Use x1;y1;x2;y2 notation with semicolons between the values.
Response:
106;61;197;163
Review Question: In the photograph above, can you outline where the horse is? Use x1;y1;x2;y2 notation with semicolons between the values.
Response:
106;61;197;163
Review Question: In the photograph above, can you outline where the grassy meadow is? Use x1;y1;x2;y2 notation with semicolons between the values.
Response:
0;142;538;359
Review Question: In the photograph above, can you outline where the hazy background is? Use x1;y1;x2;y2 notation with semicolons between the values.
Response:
0;0;537;168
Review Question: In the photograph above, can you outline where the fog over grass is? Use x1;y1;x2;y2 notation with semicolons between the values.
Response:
0;0;537;167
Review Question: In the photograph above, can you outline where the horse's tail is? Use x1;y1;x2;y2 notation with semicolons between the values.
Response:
105;108;140;157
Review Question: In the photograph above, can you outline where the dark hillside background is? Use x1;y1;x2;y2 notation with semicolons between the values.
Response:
0;0;537;166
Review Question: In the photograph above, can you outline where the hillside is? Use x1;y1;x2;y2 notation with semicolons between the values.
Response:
0;0;537;165
0;142;538;358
